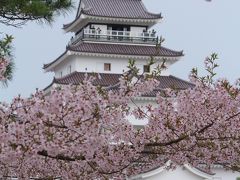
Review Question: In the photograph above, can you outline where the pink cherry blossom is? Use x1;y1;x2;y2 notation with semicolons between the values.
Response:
0;65;239;179
0;58;9;81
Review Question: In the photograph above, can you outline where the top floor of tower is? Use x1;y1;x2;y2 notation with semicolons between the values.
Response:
64;0;162;45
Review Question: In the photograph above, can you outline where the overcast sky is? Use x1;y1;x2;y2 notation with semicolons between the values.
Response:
1;0;240;102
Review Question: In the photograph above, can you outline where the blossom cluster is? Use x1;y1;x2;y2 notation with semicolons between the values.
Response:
0;72;239;179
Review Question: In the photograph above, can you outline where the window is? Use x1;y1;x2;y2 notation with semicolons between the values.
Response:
104;63;111;71
60;71;63;78
69;65;72;74
143;65;150;73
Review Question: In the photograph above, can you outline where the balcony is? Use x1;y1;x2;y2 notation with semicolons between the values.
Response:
69;29;158;45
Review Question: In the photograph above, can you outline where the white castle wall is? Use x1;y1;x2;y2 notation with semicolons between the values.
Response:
53;55;170;78
212;168;240;180
53;56;77;78
138;167;240;180
140;167;204;180
130;26;147;35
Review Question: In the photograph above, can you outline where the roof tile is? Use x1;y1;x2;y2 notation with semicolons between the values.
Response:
82;0;162;19
68;42;183;57
63;0;162;29
44;42;183;70
51;72;194;97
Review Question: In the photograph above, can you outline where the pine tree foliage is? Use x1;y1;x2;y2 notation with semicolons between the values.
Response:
0;0;73;27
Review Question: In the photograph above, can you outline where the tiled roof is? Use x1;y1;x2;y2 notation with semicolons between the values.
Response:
53;72;121;87
81;0;162;19
156;75;195;90
43;51;68;70
51;72;194;97
63;0;162;30
43;42;183;70
68;42;183;57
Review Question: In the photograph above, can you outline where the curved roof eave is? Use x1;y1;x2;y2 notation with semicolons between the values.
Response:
129;163;215;180
43;51;70;72
81;10;162;20
63;13;162;33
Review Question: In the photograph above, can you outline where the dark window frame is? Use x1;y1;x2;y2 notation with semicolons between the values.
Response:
143;65;150;73
104;63;111;71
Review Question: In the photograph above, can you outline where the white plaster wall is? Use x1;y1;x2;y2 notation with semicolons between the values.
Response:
75;55;130;73
142;167;204;180
130;26;146;36
53;56;77;78
51;49;175;77
212;168;240;180
53;55;170;76
151;61;171;76
133;167;240;180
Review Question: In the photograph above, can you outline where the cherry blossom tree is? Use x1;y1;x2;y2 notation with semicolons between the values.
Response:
0;55;239;179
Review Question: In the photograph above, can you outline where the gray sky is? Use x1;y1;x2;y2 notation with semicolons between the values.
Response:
1;0;240;102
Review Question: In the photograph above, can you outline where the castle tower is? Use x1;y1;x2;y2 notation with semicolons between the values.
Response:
42;1;240;179
43;0;193;97
43;0;194;126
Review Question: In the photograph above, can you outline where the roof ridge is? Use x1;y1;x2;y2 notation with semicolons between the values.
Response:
77;0;162;19
139;0;162;18
160;46;184;55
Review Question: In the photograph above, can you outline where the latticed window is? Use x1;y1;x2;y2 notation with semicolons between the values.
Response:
104;63;111;71
143;65;150;73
